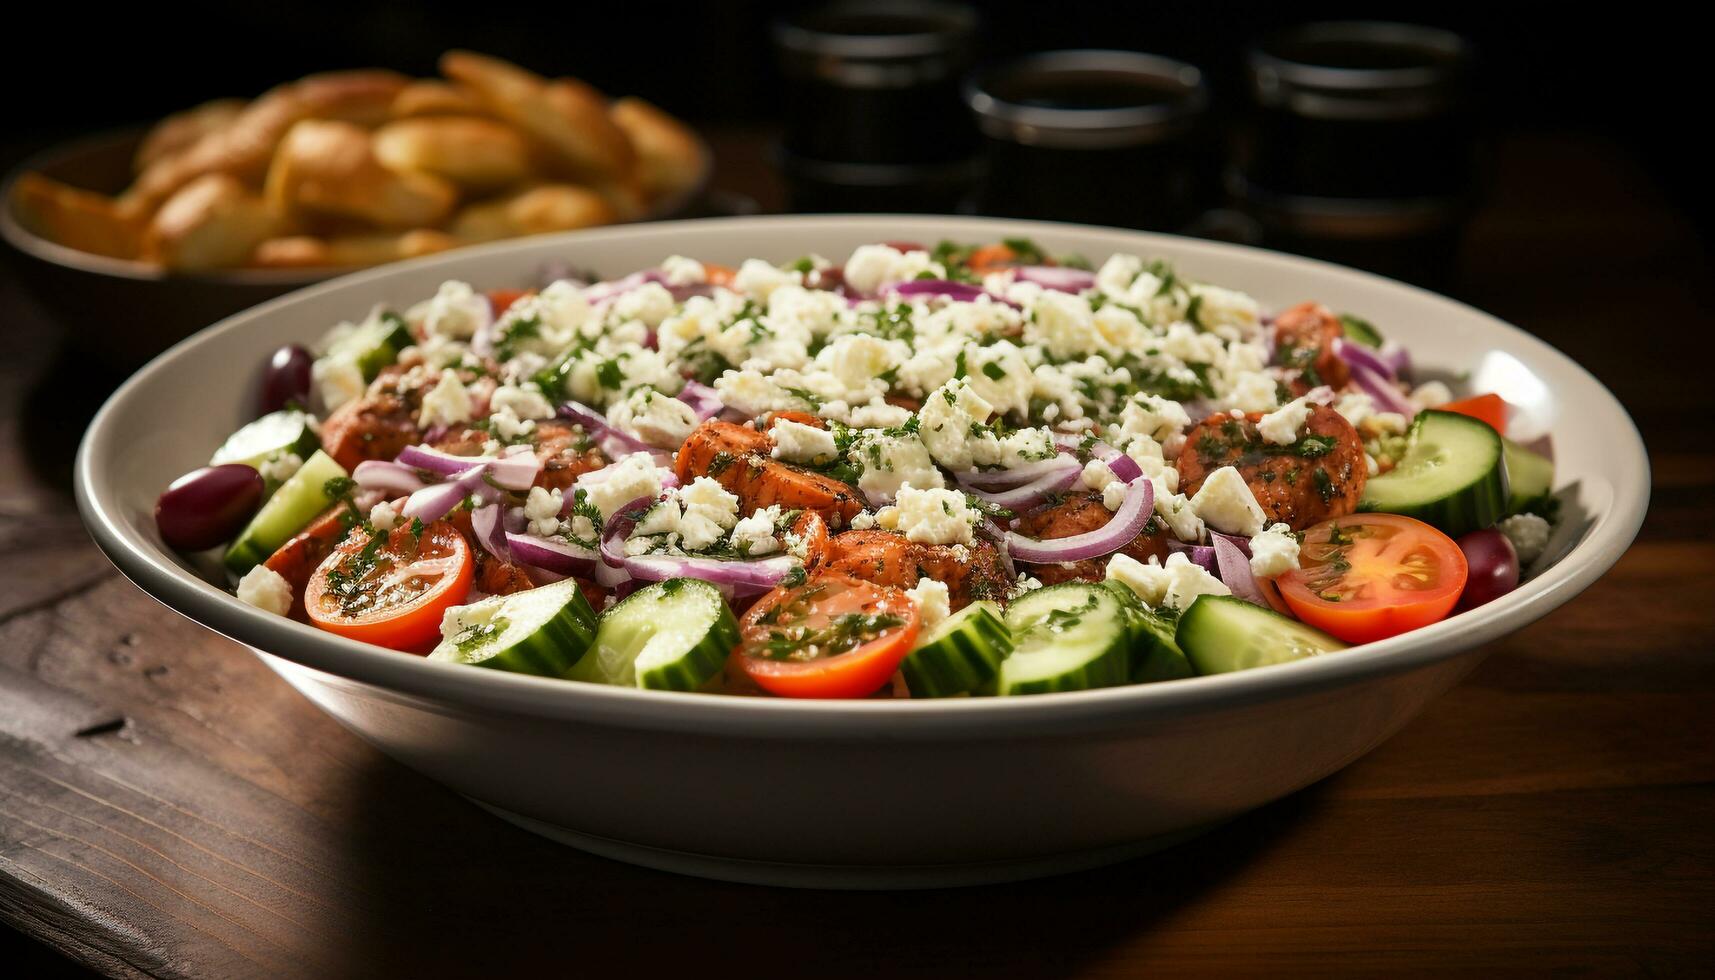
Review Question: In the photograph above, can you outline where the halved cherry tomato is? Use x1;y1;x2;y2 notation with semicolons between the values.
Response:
702;262;738;288
486;288;533;315
965;243;1019;275
1276;513;1468;645
1438;393;1508;435
305;519;474;652
737;572;920;698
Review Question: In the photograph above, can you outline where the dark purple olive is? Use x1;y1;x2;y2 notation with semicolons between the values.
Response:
156;465;265;551
1456;528;1520;611
258;344;313;416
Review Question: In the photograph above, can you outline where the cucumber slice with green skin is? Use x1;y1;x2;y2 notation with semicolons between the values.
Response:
1359;410;1508;538
570;579;738;691
1176;595;1346;675
428;579;598;677
327;311;411;382
998;583;1131;696
1502;437;1555;516
1101;582;1194;683
223;450;348;574
901;601;1011;698
210;410;321;470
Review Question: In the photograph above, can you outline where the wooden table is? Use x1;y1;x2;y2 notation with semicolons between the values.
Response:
2;132;1711;978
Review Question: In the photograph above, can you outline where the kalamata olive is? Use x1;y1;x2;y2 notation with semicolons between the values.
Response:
156;465;265;551
259;344;313;416
1456;528;1521;611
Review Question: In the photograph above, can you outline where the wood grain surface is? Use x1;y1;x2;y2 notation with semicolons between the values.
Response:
1;132;1711;978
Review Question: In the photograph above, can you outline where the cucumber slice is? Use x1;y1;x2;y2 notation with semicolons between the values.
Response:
428;579;598;677
327;311;411;382
1502;437;1555;516
901;601;1011;698
570;579;738;691
1101;582;1194;683
1359;410;1508;538
222;450;348;574
210;410;321;470
998;583;1131;696
1176;595;1346;675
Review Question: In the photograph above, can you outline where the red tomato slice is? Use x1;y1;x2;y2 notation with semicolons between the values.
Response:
1438;393;1508;435
738;572;920;699
1276;513;1468;644
305;519;474;652
486;288;533;315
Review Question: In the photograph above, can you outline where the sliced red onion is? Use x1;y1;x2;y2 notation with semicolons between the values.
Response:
1014;265;1096;293
559;400;656;456
582;268;667;305
1046;436;1142;482
1005;478;1154;564
953;454;1081;490
598;495;657;569
1211;532;1267;607
885;279;1019;308
624;553;798;598
503;506;527;533
1378;341;1411;379
960;460;1082;510
1168;539;1217;572
1333;336;1399;382
505;532;600;577
487;446;542;492
352;460;426;494
471;502;509;560
401;465;487;522
979;518;1017;582
397;444;498;478
1347;360;1416;417
676;380;725;421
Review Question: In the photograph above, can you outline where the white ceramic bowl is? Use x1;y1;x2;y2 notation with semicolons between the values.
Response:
76;216;1649;888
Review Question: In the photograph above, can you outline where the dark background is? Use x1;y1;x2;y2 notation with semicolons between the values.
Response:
1;1;1707;235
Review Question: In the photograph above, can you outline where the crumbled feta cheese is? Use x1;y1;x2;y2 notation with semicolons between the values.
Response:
524;486;563;536
1499;513;1551;565
850;429;944;502
1189;284;1261;332
490;381;556;421
1189;466;1267;537
236;565;293;616
418;369;473;428
1081;458;1117;491
963;341;1035;416
661;255;706;286
771;418;838;464
312;355;366;412
1226;370;1280;414
905;578;950;630
420;280;492;340
259;451;303;484
1409;381;1453;411
1010;573;1045;599
919;377;996;471
1258;397;1312;446
1027;290;1106;359
678;476;741;551
1248;523;1300;578
368;500;399;533
584;452;667;521
1119;394;1193;444
731;506;784;557
1154;490;1204;541
732;259;804;302
1102;480;1129;511
875;484;977;545
607;387;698;449
849;511;877;530
489;406;536;442
633;497;681;537
1105;552;1230;611
842;244;943;294
1334;390;1376;429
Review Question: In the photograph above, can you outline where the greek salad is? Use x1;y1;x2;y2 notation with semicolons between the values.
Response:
156;239;1560;699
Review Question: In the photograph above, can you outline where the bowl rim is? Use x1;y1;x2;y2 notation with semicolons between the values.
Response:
2;124;713;285
74;214;1651;738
